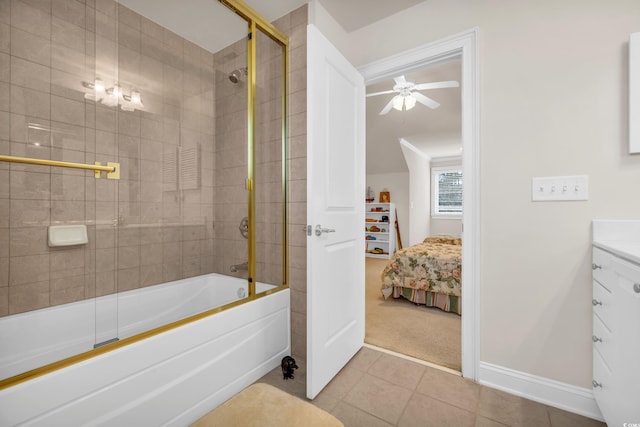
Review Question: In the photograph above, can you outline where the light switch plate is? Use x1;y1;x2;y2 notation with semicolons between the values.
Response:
531;175;588;201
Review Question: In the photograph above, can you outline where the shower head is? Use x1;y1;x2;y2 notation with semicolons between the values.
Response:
229;67;247;84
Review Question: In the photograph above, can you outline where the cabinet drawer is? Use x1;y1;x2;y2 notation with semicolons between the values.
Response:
592;247;614;288
592;314;613;364
592;280;612;325
592;348;613;416
610;256;640;300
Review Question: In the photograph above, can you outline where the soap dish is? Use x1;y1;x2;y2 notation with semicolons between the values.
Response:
48;225;88;247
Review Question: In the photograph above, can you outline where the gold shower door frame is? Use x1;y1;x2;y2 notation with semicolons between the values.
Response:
0;0;289;391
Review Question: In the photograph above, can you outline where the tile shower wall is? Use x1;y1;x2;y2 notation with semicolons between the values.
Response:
0;0;264;317
212;38;248;281
276;5;308;359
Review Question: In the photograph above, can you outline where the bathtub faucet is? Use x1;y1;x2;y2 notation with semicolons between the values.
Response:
230;261;248;273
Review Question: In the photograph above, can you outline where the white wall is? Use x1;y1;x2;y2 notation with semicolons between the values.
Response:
366;172;409;249
318;0;640;390
399;139;431;245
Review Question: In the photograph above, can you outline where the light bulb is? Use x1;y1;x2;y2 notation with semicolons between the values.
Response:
111;84;121;99
392;95;404;111
130;90;142;105
94;79;105;95
404;95;416;110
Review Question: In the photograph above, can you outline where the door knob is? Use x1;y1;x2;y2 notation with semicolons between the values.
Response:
315;225;336;236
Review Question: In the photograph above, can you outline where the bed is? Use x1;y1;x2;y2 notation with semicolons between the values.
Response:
381;236;461;315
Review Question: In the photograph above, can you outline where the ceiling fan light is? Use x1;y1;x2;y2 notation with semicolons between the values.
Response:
404;95;416;110
392;95;404;111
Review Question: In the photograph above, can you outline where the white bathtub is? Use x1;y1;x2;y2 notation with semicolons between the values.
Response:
0;274;290;426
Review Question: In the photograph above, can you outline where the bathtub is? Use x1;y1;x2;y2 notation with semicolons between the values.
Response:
0;274;290;426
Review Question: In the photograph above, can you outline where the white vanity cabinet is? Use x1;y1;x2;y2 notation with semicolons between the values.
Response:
592;220;640;426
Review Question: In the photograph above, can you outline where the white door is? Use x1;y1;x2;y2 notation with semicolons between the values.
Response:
306;24;365;400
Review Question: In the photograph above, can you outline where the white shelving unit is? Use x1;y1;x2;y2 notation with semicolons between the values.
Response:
365;202;396;259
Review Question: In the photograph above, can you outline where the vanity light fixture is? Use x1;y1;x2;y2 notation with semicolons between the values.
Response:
83;79;144;112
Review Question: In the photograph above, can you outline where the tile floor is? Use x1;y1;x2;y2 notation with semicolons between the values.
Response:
255;346;605;427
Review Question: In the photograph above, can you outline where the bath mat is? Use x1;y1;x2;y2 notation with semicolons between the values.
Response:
191;383;343;427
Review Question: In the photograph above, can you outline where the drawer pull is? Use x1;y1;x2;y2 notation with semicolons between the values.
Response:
592;299;602;306
592;263;602;270
592;380;602;388
634;283;640;294
592;335;602;343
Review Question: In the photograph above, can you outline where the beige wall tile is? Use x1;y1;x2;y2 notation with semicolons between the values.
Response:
117;266;139;292
53;0;86;28
140;264;162;287
51;174;85;201
0;285;8;316
10;170;51;200
11;57;50;93
10;27;51;66
51;69;86;102
50;274;85;306
10;85;50;119
95;247;115;272
95;270;115;296
0;201;8;229
118;244;140;269
95;9;116;40
51;122;85;151
51;248;85;273
51;200;85;222
51;96;85;127
0;23;9;53
0;256;8;287
52;16;85;52
0;111;8;140
9;226;48;257
162;261;181;282
0;228;8;258
9;280;49;314
10;199;50;227
0;170;8;199
51;44;85;76
10;253;49;285
118;22;140;52
11;0;51;39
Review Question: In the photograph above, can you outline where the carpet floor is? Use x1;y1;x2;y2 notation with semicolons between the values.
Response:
364;257;462;371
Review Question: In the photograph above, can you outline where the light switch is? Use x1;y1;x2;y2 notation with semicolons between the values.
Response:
531;175;588;201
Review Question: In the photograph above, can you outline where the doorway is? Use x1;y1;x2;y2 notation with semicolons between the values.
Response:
364;59;463;371
358;28;480;380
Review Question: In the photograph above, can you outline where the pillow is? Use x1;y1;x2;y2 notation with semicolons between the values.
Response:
423;235;462;245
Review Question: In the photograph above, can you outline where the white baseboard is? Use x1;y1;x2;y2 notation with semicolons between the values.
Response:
478;362;604;422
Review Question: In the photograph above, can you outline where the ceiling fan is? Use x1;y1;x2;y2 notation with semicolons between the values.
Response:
367;75;459;115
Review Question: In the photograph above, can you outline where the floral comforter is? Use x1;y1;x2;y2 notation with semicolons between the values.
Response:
381;236;462;299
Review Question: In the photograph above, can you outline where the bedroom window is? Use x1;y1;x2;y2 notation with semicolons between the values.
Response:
431;166;462;218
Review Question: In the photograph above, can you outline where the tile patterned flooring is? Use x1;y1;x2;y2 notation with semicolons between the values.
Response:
255;346;605;427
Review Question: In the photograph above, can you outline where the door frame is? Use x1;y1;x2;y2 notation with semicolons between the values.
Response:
358;28;480;380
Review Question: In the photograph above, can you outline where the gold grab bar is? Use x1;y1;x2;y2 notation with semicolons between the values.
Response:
0;155;120;179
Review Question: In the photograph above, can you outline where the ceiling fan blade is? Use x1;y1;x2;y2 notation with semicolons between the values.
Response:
393;75;407;86
379;98;395;115
412;92;440;109
413;80;459;91
366;89;395;97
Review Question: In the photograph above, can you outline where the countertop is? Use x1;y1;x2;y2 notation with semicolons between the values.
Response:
593;240;640;265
